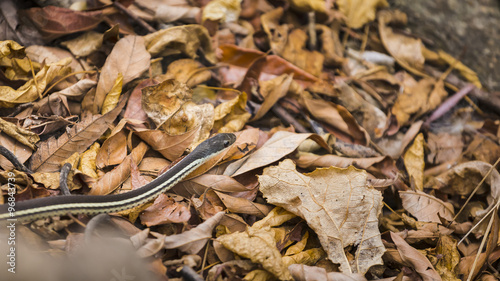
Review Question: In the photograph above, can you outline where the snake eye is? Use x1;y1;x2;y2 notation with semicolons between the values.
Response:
223;140;231;147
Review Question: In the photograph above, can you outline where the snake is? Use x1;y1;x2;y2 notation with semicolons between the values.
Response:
0;133;236;222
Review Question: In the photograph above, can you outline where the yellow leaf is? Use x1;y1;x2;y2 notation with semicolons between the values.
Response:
78;142;100;179
202;0;242;23
403;133;425;191
338;0;388;29
437;50;482;89
31;172;60;190
0;118;39;150
282;248;326;267
252;207;296;229
435;236;461;281
285;232;309;256
218;227;292;280
213;92;251;133
101;73;123;114
289;0;327;13
259;159;385;274
0;57;72;108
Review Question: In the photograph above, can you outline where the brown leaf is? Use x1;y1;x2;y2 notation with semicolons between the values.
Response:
426;132;463;165
162;59;211;88
218;44;318;88
225;131;330;177
160;211;225;254
0;134;32;171
173;174;250;197
400;190;454;223
135;128;198;161
140;194;191;226
281;29;324;77
94;35;150;114
89;142;148;195
215;191;273;217
213;92;251;133
434;236;461;281
251;74;293;122
390;232;442;281
0;117;39;150
31;96;126;172
20;6;104;40
96;130;127;169
123;78;158;123
259;159;385;274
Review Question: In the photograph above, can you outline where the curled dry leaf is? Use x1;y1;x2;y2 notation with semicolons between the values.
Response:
94;35;151;114
0;57;71;108
218;226;292;280
213;92;251;133
390;232;442;281
96;129;127;169
162;59;211;88
155;3;200;24
214;190;273;217
281;29;324;77
378;10;426;74
101;73;123;115
259;159;385;274
295;152;387;169
79;142;100;180
399;190;454;223
225;131;330;177
123;78;158;124
143;24;216;64
403;133;425;191
202;0;242;23
160;211;225;254
0;117;39;150
251;74;293;122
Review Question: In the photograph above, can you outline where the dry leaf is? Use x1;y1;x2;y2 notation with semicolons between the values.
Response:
225;131;329;177
218;227;292;280
96;130;127;169
78;142;100;179
403;133;424;190
399;190;454;223
289;264;367;281
94;35;150;114
202;0;242;23
251;74;293;122
31;97;126;172
135;128;198;161
213;92;251;133
338;0;388;29
0;57;71;108
140;194;191;226
434;235;461;281
89;142;148;195
214;191;273;217
143;24;216;64
101;72;123;115
0;117;39;150
161;211;225;254
390;232;442;281
296;152;387;169
259;159;385;274
162;59;211;88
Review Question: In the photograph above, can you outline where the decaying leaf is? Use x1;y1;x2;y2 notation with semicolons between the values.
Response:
259;159;385;274
213;92;251;133
0;117;39;150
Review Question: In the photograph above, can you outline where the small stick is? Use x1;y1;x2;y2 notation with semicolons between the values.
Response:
423;84;475;127
0;146;32;174
113;2;156;34
272;104;309;133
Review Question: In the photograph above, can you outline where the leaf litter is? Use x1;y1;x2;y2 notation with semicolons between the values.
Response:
0;0;499;280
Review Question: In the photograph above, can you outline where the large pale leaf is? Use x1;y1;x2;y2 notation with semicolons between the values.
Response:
259;159;385;274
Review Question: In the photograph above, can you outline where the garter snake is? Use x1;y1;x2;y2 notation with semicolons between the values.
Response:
0;133;236;222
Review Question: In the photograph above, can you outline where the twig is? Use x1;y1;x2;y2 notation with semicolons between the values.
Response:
425;65;500;115
423;84;475;127
180;266;204;281
59;163;72;196
272;104;309;133
0;146;32;173
113;2;156;34
84;213;111;244
308;12;316;50
466;209;496;281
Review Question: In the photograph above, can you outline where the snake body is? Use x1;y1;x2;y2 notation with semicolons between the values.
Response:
0;133;236;221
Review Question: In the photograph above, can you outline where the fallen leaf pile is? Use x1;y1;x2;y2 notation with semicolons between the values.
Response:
0;0;499;280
